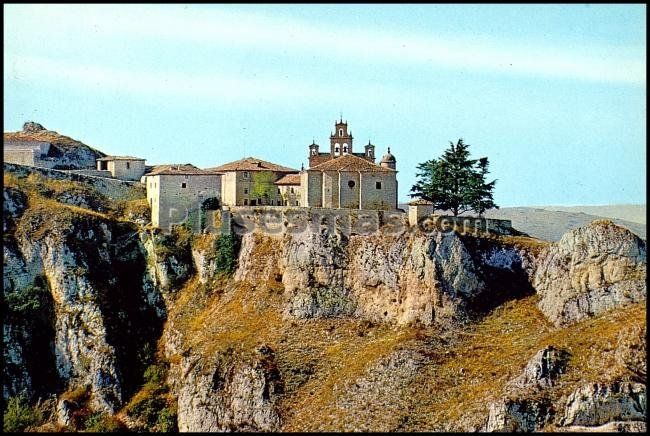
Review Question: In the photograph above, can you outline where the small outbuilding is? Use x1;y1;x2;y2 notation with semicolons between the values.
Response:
96;156;146;181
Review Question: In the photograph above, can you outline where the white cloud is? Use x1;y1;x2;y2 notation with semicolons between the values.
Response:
5;4;646;88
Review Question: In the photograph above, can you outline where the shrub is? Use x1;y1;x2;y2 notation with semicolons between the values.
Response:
155;406;178;432
84;412;124;432
3;394;43;432
4;278;47;316
215;234;239;275
143;363;167;386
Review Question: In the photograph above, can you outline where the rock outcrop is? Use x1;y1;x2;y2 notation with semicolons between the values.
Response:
174;346;283;432
3;189;165;415
559;382;646;427
504;346;569;393
533;221;646;326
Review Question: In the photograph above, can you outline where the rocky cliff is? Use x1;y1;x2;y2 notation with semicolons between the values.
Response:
2;167;646;432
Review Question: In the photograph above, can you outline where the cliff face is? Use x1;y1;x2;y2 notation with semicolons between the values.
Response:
3;184;165;418
2;170;646;432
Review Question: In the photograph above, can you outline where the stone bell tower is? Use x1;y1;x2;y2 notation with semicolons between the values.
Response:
330;118;353;157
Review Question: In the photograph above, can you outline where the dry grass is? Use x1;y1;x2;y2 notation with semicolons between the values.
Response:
397;297;646;431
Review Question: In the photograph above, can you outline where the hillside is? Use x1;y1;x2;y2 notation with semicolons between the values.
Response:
534;204;646;225
4;121;106;169
3;165;647;432
482;207;646;241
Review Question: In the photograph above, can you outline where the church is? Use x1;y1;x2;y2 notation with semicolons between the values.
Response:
302;119;398;210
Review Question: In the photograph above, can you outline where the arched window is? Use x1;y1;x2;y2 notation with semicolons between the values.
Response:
334;143;340;156
339;128;343;136
311;148;317;156
342;143;348;154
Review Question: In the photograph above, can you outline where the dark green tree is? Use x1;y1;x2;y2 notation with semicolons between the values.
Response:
410;139;498;216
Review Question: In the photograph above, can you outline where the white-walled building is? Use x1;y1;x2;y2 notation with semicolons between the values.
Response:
144;164;222;230
96;156;146;181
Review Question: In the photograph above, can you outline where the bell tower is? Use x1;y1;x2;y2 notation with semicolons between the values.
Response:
330;117;353;157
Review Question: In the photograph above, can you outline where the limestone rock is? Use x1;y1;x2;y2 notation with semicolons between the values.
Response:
23;121;46;133
3;187;27;232
557;420;647;432
175;346;283;432
505;346;569;393
616;324;646;382
533;221;646;326
559;382;646;427
483;397;553;432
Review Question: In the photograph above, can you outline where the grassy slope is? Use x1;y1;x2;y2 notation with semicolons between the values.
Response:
167;232;646;432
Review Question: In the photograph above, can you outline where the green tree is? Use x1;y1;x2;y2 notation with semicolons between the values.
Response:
410;139;498;216
251;171;276;204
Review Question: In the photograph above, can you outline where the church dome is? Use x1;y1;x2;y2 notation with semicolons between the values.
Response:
380;147;396;163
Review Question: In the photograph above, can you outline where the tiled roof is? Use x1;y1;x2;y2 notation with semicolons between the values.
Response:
97;155;145;161
145;164;222;176
274;173;301;185
207;157;298;173
308;154;394;173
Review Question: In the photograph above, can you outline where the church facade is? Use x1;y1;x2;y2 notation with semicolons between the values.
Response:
302;120;398;210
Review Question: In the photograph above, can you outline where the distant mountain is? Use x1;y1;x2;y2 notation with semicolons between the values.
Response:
532;204;645;225
398;203;646;241
483;207;645;241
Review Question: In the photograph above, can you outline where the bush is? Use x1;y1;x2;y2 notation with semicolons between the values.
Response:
155;406;178;432
215;234;239;275
4;278;47;316
143;363;167;386
3;394;43;432
84;412;124;432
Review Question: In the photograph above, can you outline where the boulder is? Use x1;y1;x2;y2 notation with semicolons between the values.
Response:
533;221;646;326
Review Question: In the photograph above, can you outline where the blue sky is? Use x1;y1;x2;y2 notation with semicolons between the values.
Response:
4;4;646;206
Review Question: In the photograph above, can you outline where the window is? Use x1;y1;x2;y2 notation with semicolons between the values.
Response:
244;188;248;194
339;128;343;136
126;162;130;169
270;200;274;205
184;175;189;179
334;143;340;156
243;171;250;179
277;188;281;194
295;201;299;206
348;180;355;188
376;181;382;189
311;149;317;156
244;199;248;205
290;187;294;194
181;183;187;188
343;143;348;154
251;199;257;206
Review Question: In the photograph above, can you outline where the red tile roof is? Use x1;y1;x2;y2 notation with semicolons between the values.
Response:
145;164;222;176
207;157;298;173
274;173;301;185
308;154;394;173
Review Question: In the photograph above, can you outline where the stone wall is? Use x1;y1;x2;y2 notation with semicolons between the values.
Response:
359;171;397;210
3;162;143;201
151;174;221;230
108;160;146;181
222;206;408;237
4;149;36;166
419;214;514;236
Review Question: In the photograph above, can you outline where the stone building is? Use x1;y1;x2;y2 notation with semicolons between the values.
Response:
208;157;298;206
144;164;222;230
308;119;376;167
96;156;146;181
407;198;434;226
3;139;55;167
301;152;398;210
274;173;302;206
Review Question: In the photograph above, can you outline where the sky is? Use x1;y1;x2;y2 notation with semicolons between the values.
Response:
4;4;646;206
